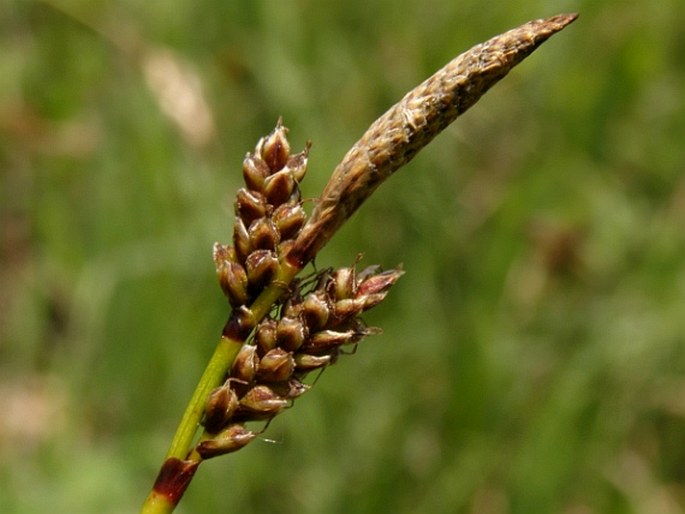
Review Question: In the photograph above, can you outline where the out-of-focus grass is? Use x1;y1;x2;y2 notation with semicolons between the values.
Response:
1;1;685;513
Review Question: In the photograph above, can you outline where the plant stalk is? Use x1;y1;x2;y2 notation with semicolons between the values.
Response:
141;261;300;513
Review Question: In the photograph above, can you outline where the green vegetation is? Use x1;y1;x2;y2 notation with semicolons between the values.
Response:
1;1;684;513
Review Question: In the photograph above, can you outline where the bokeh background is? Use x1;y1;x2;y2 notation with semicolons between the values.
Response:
2;0;685;512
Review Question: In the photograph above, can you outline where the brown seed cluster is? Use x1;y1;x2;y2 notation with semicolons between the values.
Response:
213;118;310;309
198;262;403;458
201;122;403;459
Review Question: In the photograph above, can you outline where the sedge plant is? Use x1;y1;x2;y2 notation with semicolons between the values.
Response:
140;13;578;513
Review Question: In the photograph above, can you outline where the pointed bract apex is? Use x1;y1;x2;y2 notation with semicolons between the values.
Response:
196;424;257;459
258;348;296;382
237;385;289;419
258;118;291;172
230;344;259;382
285;140;311;183
203;384;239;434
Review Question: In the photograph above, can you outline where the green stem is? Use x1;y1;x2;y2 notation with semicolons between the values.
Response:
250;259;299;322
140;260;302;514
139;336;242;514
140;491;177;514
165;259;300;463
166;335;243;460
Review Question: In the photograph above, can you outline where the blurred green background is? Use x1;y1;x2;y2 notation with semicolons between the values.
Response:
2;0;684;512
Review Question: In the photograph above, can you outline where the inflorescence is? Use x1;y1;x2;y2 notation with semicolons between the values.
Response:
202;121;403;457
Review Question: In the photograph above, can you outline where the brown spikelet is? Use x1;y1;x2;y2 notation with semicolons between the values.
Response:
196;261;403;459
195;424;257;459
287;13;578;267
215;117;311;308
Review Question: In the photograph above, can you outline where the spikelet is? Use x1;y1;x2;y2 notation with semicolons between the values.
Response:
203;123;403;451
199;261;403;450
213;119;311;308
